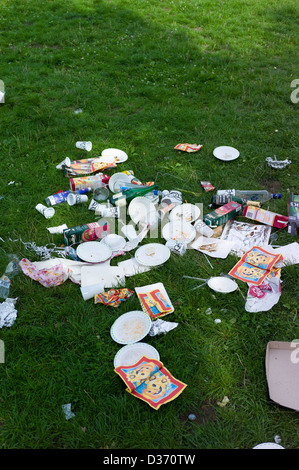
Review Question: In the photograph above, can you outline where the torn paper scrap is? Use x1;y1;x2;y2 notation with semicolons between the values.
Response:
191;236;234;259
62;403;76;420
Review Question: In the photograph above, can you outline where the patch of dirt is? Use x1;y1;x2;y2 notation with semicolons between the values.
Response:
259;179;281;193
180;399;218;426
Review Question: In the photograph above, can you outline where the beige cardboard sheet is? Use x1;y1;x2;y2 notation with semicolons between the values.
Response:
266;341;299;411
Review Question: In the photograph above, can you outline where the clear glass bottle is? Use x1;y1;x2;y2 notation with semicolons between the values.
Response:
216;189;281;203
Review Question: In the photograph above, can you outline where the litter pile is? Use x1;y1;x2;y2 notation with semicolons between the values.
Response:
1;142;298;413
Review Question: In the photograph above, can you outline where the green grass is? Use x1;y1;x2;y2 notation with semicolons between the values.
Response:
0;0;299;450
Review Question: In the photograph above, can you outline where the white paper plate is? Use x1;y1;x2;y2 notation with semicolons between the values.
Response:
162;221;196;244
253;443;285;449
169;203;201;223
213;146;240;161
108;172;133;193
110;310;152;345
207;276;238;293
81;265;124;288
102;148;128;163
101;234;126;252
97;155;116;164
135;243;171;267
128;196;158;226
114;342;160;368
76;241;112;263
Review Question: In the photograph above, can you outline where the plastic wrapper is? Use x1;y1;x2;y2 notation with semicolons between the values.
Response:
94;288;134;307
0;298;18;328
62;403;75;420
148;318;178;336
266;156;291;169
174;143;203;152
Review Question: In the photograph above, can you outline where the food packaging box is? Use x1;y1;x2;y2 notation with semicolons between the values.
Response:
265;341;299;411
63;220;110;245
203;201;242;227
243;206;288;229
287;193;299;236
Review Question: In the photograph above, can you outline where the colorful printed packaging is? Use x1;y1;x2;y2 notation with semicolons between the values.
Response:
201;181;215;192
64;159;116;177
114;356;187;410
63;220;110;245
69;173;110;191
203;201;242;227
287;193;299;236
228;246;283;285
174;143;203;152
243;205;289;229
94;288;134;307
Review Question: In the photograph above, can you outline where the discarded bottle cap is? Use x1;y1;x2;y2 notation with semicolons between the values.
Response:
188;414;196;421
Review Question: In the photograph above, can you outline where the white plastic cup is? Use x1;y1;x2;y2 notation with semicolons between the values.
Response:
76;141;92;151
88;199;100;211
67;193;88;206
94;203;108;216
93;186;110;202
47;224;68;234
35;203;55;219
80;283;104;301
101;207;120;218
194;220;214;238
166;239;187;256
158;203;175;220
121;224;138;241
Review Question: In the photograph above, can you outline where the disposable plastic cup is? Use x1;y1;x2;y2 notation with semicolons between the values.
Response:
80;283;104;301
35;203;55;219
67;193;88;206
157;203;175;220
93;186;110;202
121;224;138;241
76;141;92;151
47;224;68;234
194;220;214;238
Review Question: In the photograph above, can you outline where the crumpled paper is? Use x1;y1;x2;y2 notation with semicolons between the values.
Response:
0;298;18;328
94;288;134;307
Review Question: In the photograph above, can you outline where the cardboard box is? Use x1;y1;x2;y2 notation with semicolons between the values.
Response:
203;201;242;227
243;206;288;229
287;193;299;236
265;341;299;411
63;220;110;245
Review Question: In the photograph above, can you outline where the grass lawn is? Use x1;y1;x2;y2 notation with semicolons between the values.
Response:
0;0;298;450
